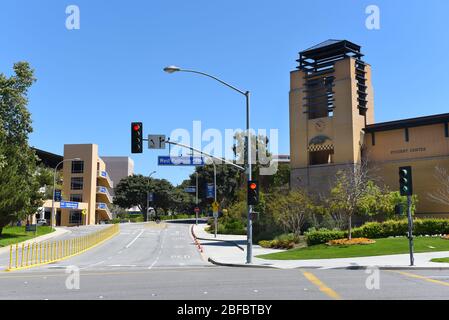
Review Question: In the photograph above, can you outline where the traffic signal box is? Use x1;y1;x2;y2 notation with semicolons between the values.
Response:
399;166;413;196
131;122;143;153
247;180;259;205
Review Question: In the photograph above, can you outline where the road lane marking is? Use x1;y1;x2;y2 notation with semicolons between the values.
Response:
125;229;144;248
301;271;342;300
391;271;449;288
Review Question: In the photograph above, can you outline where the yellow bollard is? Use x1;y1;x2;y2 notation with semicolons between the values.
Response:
15;243;19;269
59;240;62;259
53;242;56;261
9;245;12;270
25;243;30;267
21;243;24;267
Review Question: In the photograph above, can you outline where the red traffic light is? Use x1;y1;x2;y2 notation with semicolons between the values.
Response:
133;124;141;131
249;182;257;190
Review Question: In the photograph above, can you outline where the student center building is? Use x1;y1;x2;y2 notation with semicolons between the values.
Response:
289;40;449;217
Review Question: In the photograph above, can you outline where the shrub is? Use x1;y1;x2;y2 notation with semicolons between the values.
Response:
305;229;346;246
306;219;449;245
257;239;295;249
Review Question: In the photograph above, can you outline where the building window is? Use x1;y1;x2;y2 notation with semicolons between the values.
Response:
445;123;449;138
405;128;409;142
70;194;83;202
69;210;82;224
371;132;376;146
309;149;334;165
71;177;83;190
71;160;84;174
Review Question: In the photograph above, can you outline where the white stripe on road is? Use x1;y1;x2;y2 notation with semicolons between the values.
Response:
125;229;144;249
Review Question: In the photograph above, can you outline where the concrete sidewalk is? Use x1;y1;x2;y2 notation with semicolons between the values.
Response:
192;223;449;270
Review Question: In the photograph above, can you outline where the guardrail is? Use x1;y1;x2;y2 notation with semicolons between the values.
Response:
6;224;119;272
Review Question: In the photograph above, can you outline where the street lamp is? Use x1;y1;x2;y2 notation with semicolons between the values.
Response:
51;158;81;228
147;171;156;222
164;66;253;263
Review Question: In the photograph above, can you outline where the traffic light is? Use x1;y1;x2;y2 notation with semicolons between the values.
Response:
399;166;413;196
247;180;259;205
131;122;143;153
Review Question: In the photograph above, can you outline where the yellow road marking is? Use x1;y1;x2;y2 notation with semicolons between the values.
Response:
391;270;449;288
302;271;342;300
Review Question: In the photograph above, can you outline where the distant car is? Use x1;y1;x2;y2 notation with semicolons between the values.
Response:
36;218;47;226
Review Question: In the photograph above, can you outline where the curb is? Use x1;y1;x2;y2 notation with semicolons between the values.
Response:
336;265;449;271
207;257;278;269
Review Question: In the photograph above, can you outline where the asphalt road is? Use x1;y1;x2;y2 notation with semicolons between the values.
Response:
1;221;449;300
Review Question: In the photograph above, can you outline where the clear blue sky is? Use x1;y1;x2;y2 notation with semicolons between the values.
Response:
1;0;448;185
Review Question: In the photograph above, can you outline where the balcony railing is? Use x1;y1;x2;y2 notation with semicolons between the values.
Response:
96;186;113;203
96;202;112;219
97;170;113;188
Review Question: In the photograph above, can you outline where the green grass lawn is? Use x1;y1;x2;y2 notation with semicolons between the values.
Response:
257;237;449;260
431;257;449;263
0;226;54;247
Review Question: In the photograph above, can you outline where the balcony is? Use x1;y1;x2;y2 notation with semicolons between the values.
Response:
97;170;113;188
96;186;113;204
96;202;112;220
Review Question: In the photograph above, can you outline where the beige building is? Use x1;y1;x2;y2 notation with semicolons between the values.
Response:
60;144;114;226
290;40;449;216
101;156;134;194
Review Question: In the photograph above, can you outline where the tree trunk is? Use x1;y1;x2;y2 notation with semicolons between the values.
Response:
0;227;3;237
348;215;352;240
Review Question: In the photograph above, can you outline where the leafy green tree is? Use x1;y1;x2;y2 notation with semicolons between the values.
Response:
0;62;38;235
113;175;175;220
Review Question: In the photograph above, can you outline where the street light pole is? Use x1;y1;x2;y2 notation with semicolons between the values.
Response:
163;66;253;263
195;171;199;225
51;158;81;228
147;171;156;222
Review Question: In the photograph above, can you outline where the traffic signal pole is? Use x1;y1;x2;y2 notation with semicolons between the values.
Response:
407;195;414;266
399;166;414;266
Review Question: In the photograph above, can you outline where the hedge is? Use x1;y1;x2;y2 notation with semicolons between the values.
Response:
305;219;449;246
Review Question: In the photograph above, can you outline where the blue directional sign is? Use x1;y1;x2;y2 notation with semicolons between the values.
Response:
158;156;205;166
148;192;154;202
54;189;62;202
60;201;79;209
184;186;196;193
206;183;215;199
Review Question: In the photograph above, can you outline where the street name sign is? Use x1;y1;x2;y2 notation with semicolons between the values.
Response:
158;156;205;166
60;201;79;209
184;186;196;193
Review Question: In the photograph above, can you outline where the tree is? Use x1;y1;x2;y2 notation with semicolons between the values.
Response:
113;175;175;220
327;162;371;239
0;62;38;235
267;190;316;237
429;166;449;206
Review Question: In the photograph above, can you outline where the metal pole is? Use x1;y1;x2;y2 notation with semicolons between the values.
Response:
51;164;58;228
213;161;217;238
407;195;414;266
246;91;253;264
195;172;199;225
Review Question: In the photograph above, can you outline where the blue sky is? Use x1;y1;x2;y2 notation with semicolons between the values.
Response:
1;0;448;185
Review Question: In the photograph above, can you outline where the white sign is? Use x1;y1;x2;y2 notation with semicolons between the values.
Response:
148;135;166;149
